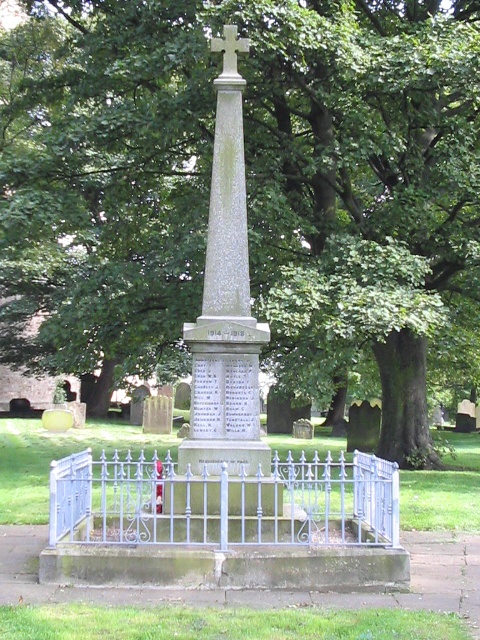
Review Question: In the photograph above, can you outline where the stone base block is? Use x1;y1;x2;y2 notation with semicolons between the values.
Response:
163;478;283;516
39;544;410;592
177;438;271;476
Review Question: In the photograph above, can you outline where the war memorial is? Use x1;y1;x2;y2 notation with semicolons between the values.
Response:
39;26;409;592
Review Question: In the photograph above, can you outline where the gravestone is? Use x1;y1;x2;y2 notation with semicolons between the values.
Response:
266;386;311;434
347;401;381;453
174;382;191;410
177;422;190;438
430;405;444;427
476;406;480;430
143;394;173;435
67;401;87;428
179;25;271;477
158;384;174;398
455;399;476;433
130;385;151;426
293;419;314;440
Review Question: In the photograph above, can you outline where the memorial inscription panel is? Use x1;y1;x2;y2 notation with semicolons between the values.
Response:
191;353;259;440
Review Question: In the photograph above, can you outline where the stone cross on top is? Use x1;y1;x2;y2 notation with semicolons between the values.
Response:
211;25;249;80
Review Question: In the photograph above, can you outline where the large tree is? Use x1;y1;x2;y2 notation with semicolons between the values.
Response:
0;4;209;414
1;0;480;462
232;0;480;467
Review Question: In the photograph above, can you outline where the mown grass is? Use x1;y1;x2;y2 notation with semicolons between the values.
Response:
0;604;473;640
1;419;477;639
1;418;479;530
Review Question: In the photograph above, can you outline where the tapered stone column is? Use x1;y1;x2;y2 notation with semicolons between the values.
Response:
179;25;270;476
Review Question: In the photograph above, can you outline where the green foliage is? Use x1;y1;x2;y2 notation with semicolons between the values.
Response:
1;1;480;457
52;382;67;404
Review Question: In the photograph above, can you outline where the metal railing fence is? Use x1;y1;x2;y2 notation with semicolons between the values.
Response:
48;449;400;550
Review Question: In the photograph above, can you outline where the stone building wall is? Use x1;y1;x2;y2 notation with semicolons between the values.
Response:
0;364;80;411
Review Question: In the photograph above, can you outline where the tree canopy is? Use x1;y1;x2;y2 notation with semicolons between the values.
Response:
0;0;479;465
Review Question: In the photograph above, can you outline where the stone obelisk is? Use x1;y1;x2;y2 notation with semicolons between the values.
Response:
179;25;270;476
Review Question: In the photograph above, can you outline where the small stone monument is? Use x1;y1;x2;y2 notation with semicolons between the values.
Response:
179;25;270;476
430;406;444;428
347;400;381;453
266;385;311;434
143;394;173;434
130;385;151;426
177;423;190;438
67;401;87;428
174;382;191;410
293;419;314;440
455;399;476;433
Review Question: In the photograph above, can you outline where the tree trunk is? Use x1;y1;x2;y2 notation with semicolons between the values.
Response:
324;374;348;427
372;329;443;469
86;358;119;418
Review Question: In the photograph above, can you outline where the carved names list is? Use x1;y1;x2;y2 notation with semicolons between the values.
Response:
192;354;259;439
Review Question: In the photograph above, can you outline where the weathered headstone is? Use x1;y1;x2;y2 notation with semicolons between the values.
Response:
143;394;173;434
174;382;191;410
458;399;475;415
476;406;480;431
430;405;444;427
67;401;87;428
158;384;174;399
179;25;271;476
266;386;311;434
455;399;476;433
293;419;314;440
177;422;190;438
130;385;151;426
347;401;381;453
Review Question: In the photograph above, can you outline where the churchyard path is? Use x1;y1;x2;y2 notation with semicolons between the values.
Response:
0;526;479;639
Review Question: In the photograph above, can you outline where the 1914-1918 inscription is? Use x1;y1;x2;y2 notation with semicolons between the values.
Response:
191;354;259;439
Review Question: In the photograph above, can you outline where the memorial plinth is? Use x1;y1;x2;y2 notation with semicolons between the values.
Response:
178;25;271;477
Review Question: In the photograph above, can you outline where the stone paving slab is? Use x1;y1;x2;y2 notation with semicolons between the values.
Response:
410;569;466;594
409;552;466;565
225;589;313;609
51;586;148;606
142;589;226;608
395;592;461;613
310;592;399;610
0;582;57;606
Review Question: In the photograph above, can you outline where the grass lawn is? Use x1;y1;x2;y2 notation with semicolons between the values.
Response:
0;604;473;640
1;418;480;530
0;418;477;639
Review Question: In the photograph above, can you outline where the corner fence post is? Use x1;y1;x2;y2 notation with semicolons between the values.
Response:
391;463;400;547
220;462;229;551
49;460;58;547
